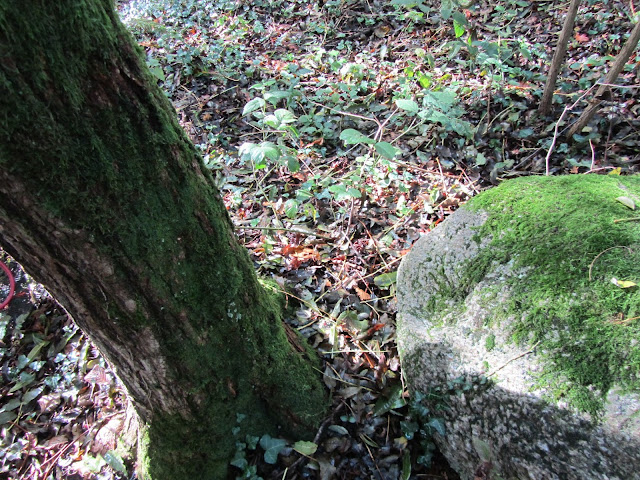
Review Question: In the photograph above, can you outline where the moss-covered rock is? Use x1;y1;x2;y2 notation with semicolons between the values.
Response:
397;174;640;480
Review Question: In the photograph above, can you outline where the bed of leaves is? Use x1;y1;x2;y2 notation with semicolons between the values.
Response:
1;0;639;478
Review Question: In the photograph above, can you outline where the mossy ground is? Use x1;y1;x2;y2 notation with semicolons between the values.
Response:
464;174;640;416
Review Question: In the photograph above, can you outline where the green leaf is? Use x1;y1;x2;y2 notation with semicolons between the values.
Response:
149;66;165;82
264;90;292;105
425;90;457;109
242;97;266;116
339;128;376;145
286;156;300;172
27;339;49;362
239;142;281;166
428;417;446;436
293;440;318;456
440;0;454;19
22;386;44;404
452;11;468;27
230;454;248;470
395;99;419;113
9;372;35;393
103;451;127;474
263;114;279;129
284;199;299;219
0;411;17;425
76;454;106;473
472;436;493;462
400;420;419;439
328;184;361;201
375;142;401;160
401;450;411;480
259;434;287;464
274;109;296;124
453;20;465;38
328;425;349;435
373;384;406;416
374;271;397;288
1;398;22;412
338;310;368;331
417;73;431;89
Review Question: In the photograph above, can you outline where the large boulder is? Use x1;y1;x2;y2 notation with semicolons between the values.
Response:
397;175;640;480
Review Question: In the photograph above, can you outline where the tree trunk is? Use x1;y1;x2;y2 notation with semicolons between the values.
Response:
0;1;327;478
567;19;640;137
538;0;581;116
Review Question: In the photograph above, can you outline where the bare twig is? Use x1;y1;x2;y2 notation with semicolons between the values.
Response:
234;225;332;239
488;341;541;377
588;246;634;281
613;217;640;223
544;85;598;175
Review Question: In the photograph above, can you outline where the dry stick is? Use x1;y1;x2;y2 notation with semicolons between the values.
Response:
614;217;640;223
614;315;640;325
588;245;634;281
568;19;640;137
488;341;541;378
309;99;381;128
538;0;582;115
234;225;332;239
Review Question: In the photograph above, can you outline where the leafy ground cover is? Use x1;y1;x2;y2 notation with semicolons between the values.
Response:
1;0;639;478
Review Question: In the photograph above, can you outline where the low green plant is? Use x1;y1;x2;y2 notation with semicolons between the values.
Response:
400;391;446;468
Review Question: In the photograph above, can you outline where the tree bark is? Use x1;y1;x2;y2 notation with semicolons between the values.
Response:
567;19;640;137
538;0;582;116
0;1;327;478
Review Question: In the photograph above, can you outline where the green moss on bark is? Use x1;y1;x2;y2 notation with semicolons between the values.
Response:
0;2;327;478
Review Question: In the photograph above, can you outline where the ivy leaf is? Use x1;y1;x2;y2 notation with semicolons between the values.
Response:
339;128;375;145
427;417;446;436
375;142;401;160
373;384;406;416
259;434;287;464
293;440;318;456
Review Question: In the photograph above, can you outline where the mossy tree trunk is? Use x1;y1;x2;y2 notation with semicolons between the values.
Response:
0;1;327;478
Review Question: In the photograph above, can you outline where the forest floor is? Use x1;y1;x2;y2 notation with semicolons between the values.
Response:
1;0;639;479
